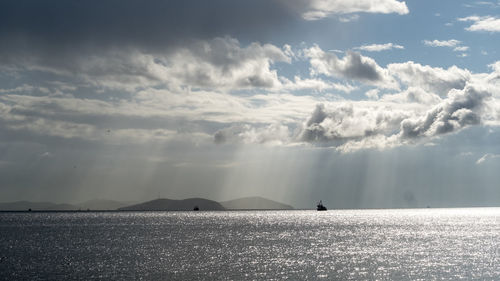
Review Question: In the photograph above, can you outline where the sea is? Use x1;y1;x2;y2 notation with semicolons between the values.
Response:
1;208;500;280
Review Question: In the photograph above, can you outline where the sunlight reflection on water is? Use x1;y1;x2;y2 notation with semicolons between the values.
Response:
1;208;500;280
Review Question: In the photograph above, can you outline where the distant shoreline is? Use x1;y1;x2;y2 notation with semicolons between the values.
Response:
2;206;500;213
0;196;295;212
0;209;302;213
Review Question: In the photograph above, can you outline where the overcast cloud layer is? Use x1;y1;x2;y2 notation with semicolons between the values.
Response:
1;0;500;207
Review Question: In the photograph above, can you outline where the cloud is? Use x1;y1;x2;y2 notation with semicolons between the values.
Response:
365;89;380;99
399;83;490;140
0;0;410;58
476;153;500;164
459;15;500;32
285;0;409;20
488;61;500;75
0;2;499;156
422;39;469;54
305;46;400;89
160;37;291;90
0;0;300;53
355;43;404;52
463;1;500;8
214;123;292;146
380;87;442;105
1;35;358;95
280;76;356;93
0;84;326;146
388;61;471;96
338;14;360;22
297;80;496;152
298;102;412;151
2;37;292;92
423;39;461;47
453;46;470;52
2;59;500;154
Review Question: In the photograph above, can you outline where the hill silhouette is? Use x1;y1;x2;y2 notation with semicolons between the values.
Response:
220;196;293;210
77;199;136;210
118;198;225;211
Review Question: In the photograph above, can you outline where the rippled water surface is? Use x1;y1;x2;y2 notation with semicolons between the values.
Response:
1;208;500;280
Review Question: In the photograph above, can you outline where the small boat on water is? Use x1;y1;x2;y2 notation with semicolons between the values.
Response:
193;206;199;211
316;200;327;211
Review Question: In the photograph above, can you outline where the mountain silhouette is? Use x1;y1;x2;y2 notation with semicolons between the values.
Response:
77;199;136;210
118;198;225;211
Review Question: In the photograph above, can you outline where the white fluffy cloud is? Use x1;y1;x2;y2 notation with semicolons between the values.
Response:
355;43;404;52
298;81;494;152
423;39;461;47
423;39;469;54
459;15;500;32
285;0;409;20
305;46;400;89
365;89;380;99
299;102;412;144
453;46;469;52
380;87;442;105
295;61;500;151
388;62;471;96
399;83;490;139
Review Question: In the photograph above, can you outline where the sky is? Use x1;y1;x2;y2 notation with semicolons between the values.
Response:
1;0;500;208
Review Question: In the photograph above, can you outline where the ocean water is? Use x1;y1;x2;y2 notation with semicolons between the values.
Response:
1;208;500;280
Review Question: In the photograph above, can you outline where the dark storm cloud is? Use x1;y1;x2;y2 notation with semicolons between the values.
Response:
0;0;294;53
0;0;411;57
0;1;296;92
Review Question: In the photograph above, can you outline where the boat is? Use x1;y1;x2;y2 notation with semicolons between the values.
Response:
316;200;327;211
193;206;199;211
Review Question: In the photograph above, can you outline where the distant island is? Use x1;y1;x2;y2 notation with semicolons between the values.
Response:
118;198;225;211
0;196;294;211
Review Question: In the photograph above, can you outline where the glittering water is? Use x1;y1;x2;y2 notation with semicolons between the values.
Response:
1;208;500;280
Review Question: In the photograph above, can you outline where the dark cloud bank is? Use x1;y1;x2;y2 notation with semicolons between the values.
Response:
0;0;295;53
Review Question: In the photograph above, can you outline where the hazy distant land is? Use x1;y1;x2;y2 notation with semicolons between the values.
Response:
0;196;294;211
0;201;77;211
